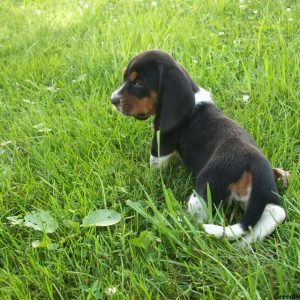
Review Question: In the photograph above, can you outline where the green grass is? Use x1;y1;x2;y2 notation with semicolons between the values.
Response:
0;0;299;298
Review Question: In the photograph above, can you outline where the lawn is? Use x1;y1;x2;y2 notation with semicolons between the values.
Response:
0;0;299;299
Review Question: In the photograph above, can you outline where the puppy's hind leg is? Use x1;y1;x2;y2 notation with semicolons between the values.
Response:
194;164;251;240
187;164;228;224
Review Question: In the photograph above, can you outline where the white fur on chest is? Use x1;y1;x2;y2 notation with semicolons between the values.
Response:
194;87;214;105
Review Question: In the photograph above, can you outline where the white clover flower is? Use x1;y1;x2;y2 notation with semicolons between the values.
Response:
105;287;117;295
218;31;225;36
72;74;87;83
47;86;60;93
32;123;53;133
32;240;41;248
253;10;258;14
288;18;293;21
151;1;157;7
35;10;42;16
239;4;247;10
286;7;292;12
38;128;53;133
242;95;250;103
22;99;35;104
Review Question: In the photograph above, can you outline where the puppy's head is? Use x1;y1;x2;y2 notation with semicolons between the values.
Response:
111;50;198;133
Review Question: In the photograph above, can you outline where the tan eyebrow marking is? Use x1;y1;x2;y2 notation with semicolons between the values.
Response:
129;71;138;81
123;67;127;76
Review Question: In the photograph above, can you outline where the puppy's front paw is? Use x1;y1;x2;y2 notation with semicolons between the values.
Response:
149;153;174;168
150;155;160;168
187;193;208;223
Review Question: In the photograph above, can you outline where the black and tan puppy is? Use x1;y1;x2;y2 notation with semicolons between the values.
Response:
111;50;286;244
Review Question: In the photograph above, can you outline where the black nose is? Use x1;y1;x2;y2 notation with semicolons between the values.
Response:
111;95;120;105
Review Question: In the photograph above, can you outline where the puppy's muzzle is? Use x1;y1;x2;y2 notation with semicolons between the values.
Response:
111;96;120;106
111;85;123;107
111;93;121;106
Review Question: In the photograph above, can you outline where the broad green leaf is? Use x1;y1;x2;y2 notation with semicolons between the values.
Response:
24;211;59;233
81;209;121;227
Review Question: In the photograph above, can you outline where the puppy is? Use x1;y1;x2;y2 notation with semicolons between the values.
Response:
111;50;286;244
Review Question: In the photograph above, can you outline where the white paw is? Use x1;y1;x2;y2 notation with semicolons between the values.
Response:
149;153;175;168
150;155;160;168
202;224;224;238
187;193;208;223
203;223;246;240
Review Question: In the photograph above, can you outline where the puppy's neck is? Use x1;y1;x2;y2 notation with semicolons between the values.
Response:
194;87;214;106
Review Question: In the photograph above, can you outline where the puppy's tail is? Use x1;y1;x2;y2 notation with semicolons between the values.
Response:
202;162;285;241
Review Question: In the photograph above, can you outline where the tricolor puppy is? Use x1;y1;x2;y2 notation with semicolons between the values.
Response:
111;50;286;244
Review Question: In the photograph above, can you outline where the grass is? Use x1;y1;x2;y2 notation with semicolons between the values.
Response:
0;0;299;298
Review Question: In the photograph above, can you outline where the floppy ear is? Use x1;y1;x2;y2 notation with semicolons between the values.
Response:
159;67;195;133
